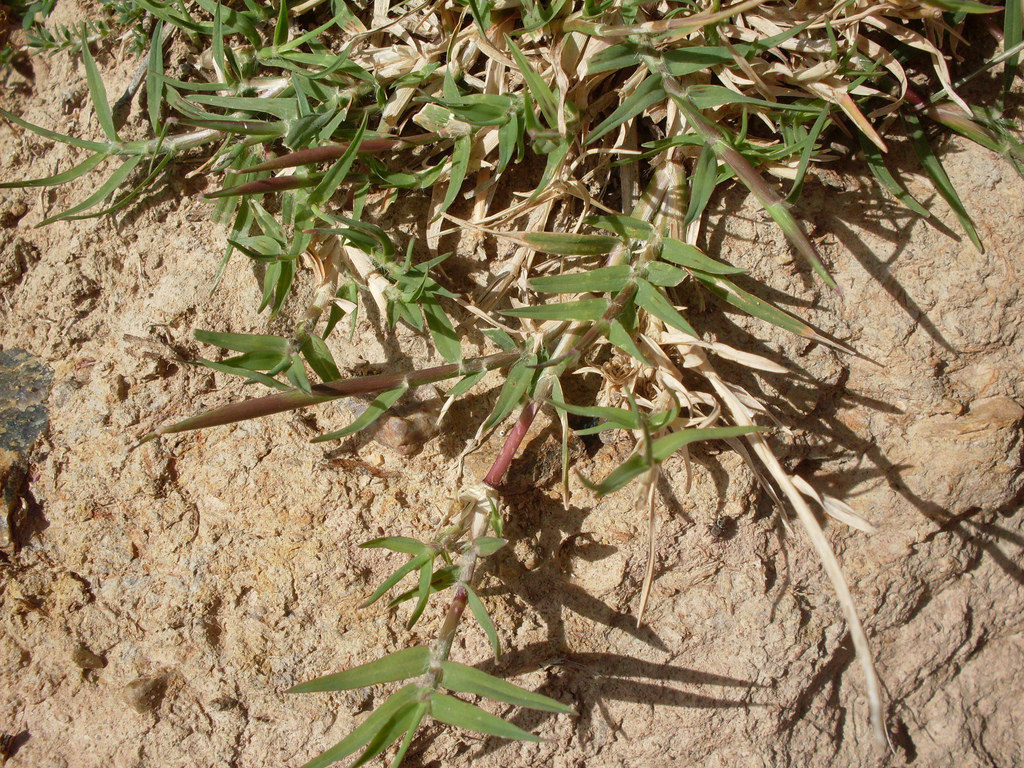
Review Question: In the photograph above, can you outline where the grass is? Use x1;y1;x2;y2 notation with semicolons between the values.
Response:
1;0;1022;764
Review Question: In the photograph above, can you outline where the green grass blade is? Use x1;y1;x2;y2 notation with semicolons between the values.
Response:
482;355;536;431
692;273;813;338
422;296;461;363
361;552;431;607
311;383;410;442
465;585;501;659
506;37;557;126
683;143;718;229
518;232;621;256
858;133;930;218
288;647;431;693
81;38;118;142
529;265;630;293
362;537;427;555
37;154;144;225
440;662;573;713
308;112;368;207
0;151;107;189
296;684;419;768
585;74;665;144
146;21;166;134
0;107;111;152
386;703;427;768
660;239;744;274
635;278;697;335
428;693;540;742
905;110;983;252
501;299;609;322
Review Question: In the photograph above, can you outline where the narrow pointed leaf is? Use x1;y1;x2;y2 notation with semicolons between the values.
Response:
502;299;608;322
519;232;621;256
81;40;118;142
288;647;431;693
440;662;573;713
312;383;410;442
428;693;540;742
465;585;500;659
530;265;630;293
350;702;420;768
905;111;983;252
0;108;110;152
0;152;107;189
308;113;367;207
146;21;165;133
483;356;535;431
635;278;697;335
361;537;427;555
660;239;744;274
195;330;289;355
859;133;930;218
586;74;664;144
38;155;144;225
295;684;420;768
361;551;431;607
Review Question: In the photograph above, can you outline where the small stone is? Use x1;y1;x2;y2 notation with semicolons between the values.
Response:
70;643;106;670
123;674;169;714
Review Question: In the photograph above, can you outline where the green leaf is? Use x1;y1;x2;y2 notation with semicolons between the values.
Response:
0;151;107;189
660;239;744;274
440;662;573;713
350;701;422;768
506;37;557;126
501;299;609;322
362;537;428;555
312;383;410;442
385;702;427;768
644;261;689;287
438;133;471;216
273;0;289;47
585;426;761;495
585;43;641;74
585;73;664;144
37;155;144;225
447;369;487;399
361;551;432;607
683;143;718;229
429;693;540;742
300;334;341;381
548;399;641;430
287;646;431;693
584;215;653;239
81;38;118;142
905;110;983;252
465;585;500;659
519;232;621;256
529;265;630;293
635;278;697;335
422;296;461;362
195;330;289;356
482;355;535;431
693;273;812;337
0;107;110;152
475;537;506;556
858;133;930;218
308;112;367;207
406;553;437;628
296;684;420;768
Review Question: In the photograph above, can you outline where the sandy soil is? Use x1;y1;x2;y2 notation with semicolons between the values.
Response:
1;14;1023;768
